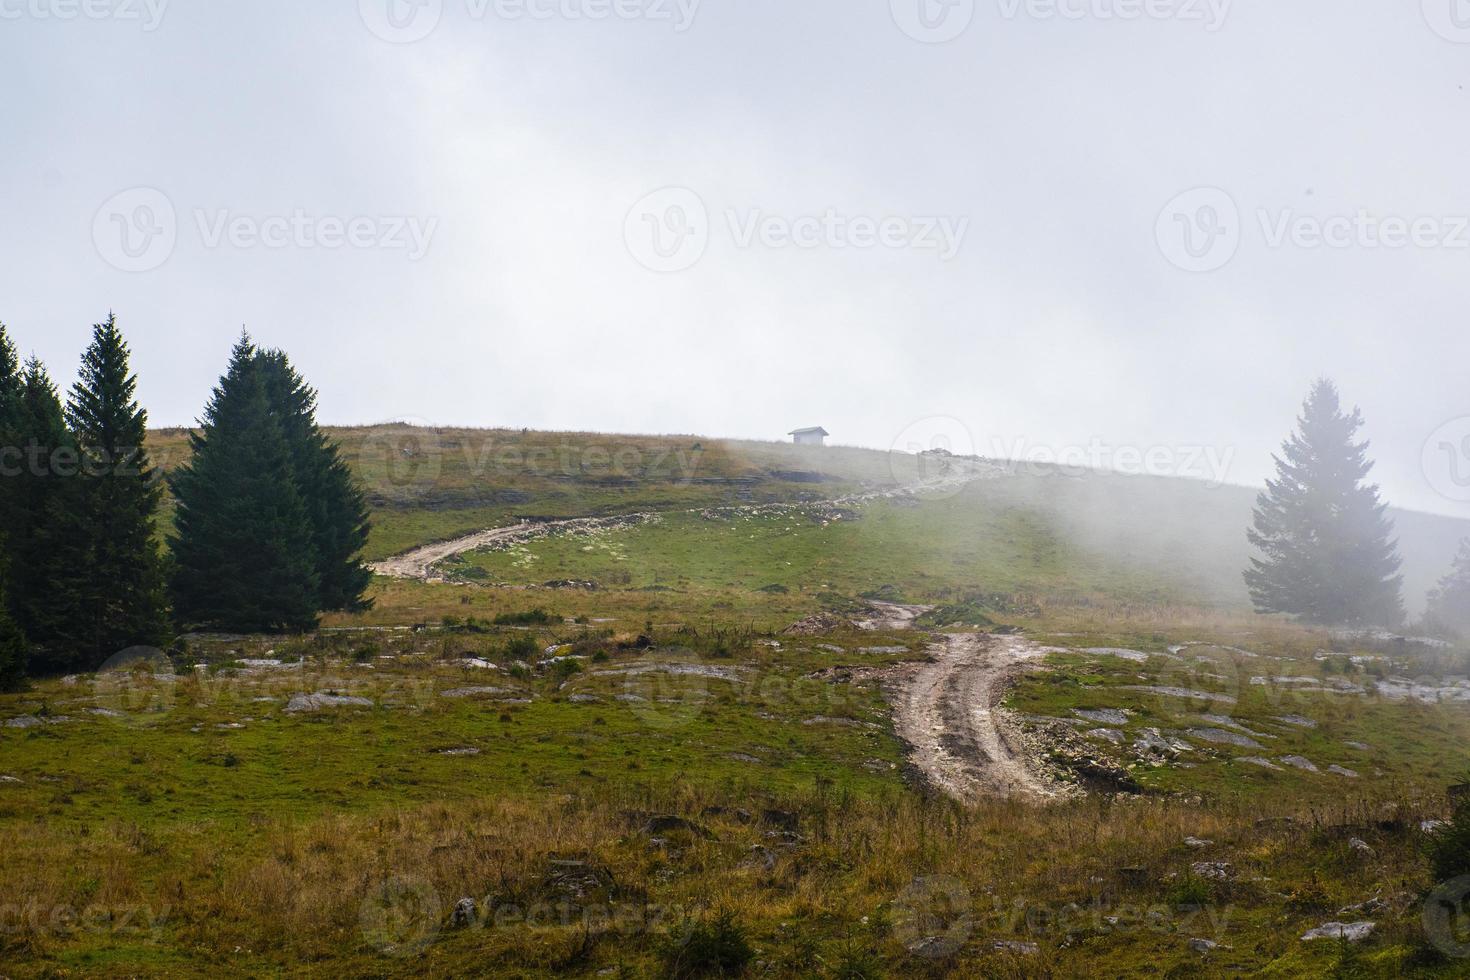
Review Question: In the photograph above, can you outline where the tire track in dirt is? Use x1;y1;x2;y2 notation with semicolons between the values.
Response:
863;602;1066;802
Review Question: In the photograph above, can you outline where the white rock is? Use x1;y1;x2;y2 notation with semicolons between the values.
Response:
1302;922;1375;943
285;692;373;713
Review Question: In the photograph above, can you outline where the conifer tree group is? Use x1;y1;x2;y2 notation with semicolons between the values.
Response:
0;317;373;681
1245;379;1405;628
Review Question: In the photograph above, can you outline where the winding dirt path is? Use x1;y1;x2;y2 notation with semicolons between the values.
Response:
373;458;1000;582
372;515;656;580
863;602;1063;802
372;463;1053;801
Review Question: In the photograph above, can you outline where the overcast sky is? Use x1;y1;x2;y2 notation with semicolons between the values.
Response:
3;0;1469;518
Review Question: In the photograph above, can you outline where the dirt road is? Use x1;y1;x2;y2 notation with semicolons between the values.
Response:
892;630;1062;801
371;515;656;581
373;457;1000;582
862;602;1062;802
371;463;1054;802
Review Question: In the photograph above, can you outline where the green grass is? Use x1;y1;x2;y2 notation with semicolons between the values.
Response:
6;426;1464;977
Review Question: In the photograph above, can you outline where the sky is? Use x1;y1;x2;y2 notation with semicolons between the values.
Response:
2;0;1469;519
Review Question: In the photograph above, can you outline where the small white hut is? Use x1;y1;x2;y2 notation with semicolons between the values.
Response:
789;427;829;447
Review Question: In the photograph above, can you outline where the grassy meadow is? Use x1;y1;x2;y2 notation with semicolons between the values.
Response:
2;427;1469;977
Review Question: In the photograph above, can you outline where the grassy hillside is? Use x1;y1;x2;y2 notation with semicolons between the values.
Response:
147;426;1470;618
9;426;1448;976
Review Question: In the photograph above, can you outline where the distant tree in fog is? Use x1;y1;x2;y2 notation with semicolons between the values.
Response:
1425;539;1470;639
1245;379;1404;627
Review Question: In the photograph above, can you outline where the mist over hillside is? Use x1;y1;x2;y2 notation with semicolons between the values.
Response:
148;425;1470;619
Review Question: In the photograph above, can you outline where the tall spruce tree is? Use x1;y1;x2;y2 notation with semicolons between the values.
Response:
9;358;73;649
0;325;26;549
0;568;26;692
1245;379;1404;627
40;315;170;672
257;350;373;612
1425;539;1470;639
170;337;322;632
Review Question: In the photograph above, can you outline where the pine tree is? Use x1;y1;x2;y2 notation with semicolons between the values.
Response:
8;358;73;647
257;349;373;612
0;576;26;692
43;314;170;671
0;325;26;549
170;337;322;633
1245;379;1404;627
1425;539;1470;639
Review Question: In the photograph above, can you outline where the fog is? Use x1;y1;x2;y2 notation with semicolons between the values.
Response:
3;0;1468;520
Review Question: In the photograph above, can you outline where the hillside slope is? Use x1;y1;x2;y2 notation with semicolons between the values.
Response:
146;426;1470;617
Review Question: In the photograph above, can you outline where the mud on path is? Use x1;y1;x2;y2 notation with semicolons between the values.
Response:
864;602;1065;802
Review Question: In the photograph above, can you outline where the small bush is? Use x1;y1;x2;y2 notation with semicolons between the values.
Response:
1428;779;1470;883
659;911;754;980
549;659;583;681
1166;873;1214;908
503;635;540;662
494;608;555;626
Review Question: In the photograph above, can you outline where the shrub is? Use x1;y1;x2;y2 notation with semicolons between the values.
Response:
503;635;541;662
659;911;753;980
1166;873;1214;908
494;608;554;626
549;658;583;681
1428;779;1470;883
